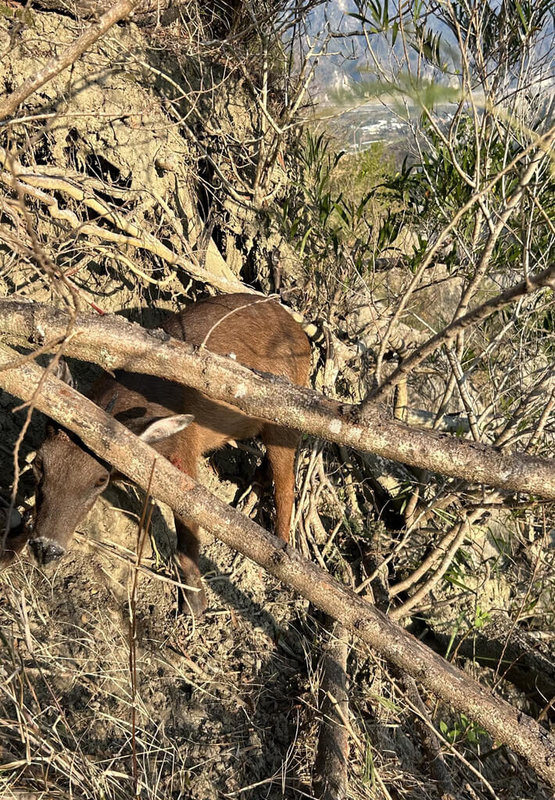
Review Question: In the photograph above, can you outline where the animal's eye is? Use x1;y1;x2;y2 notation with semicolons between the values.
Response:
32;455;43;476
95;475;109;489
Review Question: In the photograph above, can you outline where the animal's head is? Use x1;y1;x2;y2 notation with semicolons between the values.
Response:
29;359;193;566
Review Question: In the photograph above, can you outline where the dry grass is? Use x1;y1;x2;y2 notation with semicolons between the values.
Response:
1;460;553;800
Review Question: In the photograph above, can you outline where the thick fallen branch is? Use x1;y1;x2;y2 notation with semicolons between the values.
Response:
1;299;555;499
0;343;554;788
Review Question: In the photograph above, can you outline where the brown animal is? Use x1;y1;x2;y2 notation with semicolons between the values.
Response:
28;294;311;615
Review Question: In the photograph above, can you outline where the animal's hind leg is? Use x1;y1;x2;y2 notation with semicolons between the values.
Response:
260;424;301;543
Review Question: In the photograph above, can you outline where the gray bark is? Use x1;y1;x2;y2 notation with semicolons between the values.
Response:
0;342;554;788
1;299;555;499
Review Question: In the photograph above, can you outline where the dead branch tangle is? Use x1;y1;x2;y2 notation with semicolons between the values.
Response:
0;342;554;788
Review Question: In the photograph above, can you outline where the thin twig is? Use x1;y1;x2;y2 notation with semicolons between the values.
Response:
0;0;141;121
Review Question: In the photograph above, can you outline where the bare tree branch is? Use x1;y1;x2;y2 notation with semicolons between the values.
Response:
370;263;555;401
1;299;555;498
371;125;555;385
0;0;141;122
313;617;350;800
0;342;554;788
10;0;168;19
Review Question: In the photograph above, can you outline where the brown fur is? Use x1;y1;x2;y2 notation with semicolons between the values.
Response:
28;294;311;615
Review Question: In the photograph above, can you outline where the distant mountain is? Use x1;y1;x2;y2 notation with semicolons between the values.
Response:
306;1;393;99
302;1;553;150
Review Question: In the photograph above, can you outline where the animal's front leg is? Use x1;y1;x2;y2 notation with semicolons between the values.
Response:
169;444;207;616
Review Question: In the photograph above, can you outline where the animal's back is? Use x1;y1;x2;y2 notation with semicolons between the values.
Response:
163;294;311;387
90;293;311;452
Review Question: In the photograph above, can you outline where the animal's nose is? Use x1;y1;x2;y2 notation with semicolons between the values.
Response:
29;537;65;565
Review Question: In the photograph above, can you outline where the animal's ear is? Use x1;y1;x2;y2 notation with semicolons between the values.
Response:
139;414;194;444
52;357;76;389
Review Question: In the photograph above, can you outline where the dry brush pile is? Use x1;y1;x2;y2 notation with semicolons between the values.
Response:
0;1;554;799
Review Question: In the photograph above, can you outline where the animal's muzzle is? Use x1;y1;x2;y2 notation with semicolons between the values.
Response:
29;537;65;565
